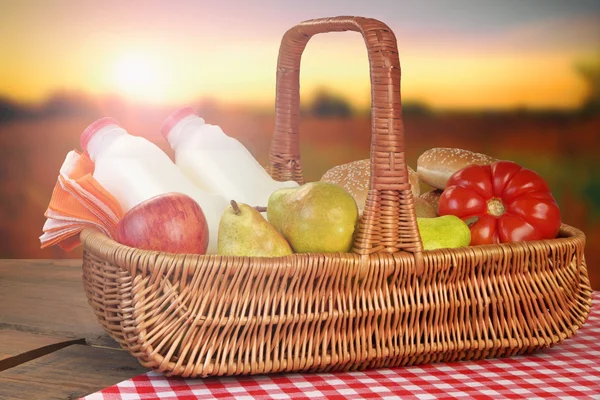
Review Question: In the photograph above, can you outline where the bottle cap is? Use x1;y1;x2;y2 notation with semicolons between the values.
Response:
161;107;196;140
80;117;120;152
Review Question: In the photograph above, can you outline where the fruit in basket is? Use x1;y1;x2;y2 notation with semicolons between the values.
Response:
417;215;471;251
267;182;358;253
218;200;292;257
438;160;561;245
116;192;209;254
320;159;420;214
265;187;294;231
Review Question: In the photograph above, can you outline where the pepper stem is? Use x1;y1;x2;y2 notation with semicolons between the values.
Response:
230;200;241;215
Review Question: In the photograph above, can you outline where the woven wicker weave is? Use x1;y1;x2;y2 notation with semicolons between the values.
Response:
80;16;592;378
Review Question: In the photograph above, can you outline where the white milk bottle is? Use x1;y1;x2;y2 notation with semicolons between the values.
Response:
160;107;299;208
81;117;227;254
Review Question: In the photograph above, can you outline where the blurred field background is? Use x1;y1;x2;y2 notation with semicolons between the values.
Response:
1;0;599;289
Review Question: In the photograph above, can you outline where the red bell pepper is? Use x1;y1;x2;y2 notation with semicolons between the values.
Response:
438;160;561;245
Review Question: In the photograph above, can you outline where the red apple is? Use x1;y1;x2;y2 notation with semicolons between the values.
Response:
116;192;208;254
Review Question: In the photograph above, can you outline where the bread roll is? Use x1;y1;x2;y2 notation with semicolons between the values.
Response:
420;189;443;214
414;197;437;218
321;159;420;213
417;148;495;190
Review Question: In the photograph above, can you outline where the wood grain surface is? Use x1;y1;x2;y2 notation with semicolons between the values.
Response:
0;330;84;371
0;259;149;399
0;344;146;400
0;259;118;347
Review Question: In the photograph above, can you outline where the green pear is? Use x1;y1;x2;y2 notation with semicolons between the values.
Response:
218;201;293;257
267;182;358;253
264;187;294;232
417;215;471;251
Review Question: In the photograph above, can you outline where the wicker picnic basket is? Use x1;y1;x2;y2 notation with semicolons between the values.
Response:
80;16;593;378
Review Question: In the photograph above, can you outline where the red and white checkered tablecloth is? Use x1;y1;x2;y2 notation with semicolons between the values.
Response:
83;293;600;400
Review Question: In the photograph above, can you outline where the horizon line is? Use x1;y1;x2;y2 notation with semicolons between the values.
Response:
0;90;588;114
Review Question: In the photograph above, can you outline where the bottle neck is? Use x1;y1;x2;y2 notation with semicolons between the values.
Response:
86;125;127;161
167;115;205;151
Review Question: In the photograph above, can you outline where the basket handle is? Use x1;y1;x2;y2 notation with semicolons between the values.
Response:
267;16;423;271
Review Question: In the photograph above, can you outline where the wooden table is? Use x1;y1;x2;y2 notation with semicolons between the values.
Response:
0;260;148;400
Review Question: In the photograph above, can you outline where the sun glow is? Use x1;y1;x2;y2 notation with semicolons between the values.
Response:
111;53;167;102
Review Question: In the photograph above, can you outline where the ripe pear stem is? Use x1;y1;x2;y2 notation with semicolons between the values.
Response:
465;216;479;227
230;200;241;215
254;206;267;212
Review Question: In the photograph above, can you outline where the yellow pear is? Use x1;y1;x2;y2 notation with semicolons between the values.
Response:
218;201;292;257
417;215;471;250
267;182;358;253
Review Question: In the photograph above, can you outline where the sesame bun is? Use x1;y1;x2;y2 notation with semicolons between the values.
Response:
417;148;496;190
321;159;420;214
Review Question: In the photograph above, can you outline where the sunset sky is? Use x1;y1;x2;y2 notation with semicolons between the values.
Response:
1;0;599;110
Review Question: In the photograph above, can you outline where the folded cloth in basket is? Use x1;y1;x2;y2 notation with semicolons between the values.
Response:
40;150;123;251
